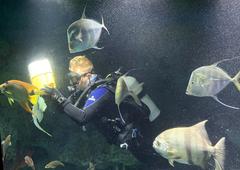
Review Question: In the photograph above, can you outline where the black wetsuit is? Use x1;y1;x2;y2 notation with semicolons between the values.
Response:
61;78;169;168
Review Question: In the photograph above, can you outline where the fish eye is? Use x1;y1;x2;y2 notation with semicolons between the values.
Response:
156;141;160;146
191;81;194;84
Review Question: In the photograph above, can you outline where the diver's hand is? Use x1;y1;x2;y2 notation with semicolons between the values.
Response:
42;87;66;104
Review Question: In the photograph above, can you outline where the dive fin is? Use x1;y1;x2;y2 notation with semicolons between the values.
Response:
32;116;52;137
212;56;240;66
93;46;104;50
101;16;110;35
81;4;87;19
232;71;240;91
212;96;239;109
169;160;174;167
213;137;225;170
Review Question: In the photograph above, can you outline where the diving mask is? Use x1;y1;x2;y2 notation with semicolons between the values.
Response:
67;71;92;92
67;72;83;85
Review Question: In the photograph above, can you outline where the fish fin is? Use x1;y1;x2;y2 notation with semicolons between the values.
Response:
32;104;44;123
117;105;126;124
129;92;142;106
101;16;110;35
212;56;240;66
169;160;174;167
5;91;12;95
213;137;225;170
32;116;52;137
132;82;144;95
212;96;239;109
38;96;47;111
29;95;39;105
7;97;14;106
192;120;212;145
232;70;240;91
167;148;179;158
20;102;32;113
81;4;87;19
93;46;104;50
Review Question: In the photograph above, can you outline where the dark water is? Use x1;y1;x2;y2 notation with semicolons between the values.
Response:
1;0;240;169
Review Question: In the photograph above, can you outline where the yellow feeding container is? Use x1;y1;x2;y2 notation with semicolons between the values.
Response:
28;59;56;89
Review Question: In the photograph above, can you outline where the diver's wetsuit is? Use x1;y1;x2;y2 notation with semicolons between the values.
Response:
61;77;169;168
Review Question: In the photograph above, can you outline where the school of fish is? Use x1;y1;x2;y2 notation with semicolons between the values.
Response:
1;3;240;169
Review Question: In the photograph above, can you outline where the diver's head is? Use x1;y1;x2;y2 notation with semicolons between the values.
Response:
68;55;94;91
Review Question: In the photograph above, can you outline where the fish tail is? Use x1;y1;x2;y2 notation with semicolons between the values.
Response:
232;71;240;91
213;137;225;170
101;16;110;35
32;116;52;137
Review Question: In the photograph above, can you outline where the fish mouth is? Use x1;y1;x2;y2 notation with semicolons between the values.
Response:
185;89;191;95
152;140;158;149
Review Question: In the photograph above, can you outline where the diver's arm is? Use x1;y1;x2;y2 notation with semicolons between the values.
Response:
62;88;112;124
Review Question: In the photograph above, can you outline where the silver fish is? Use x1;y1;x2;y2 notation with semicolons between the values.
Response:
67;6;109;53
186;57;240;109
115;74;143;123
32;96;52;137
45;160;64;168
1;135;11;161
153;120;225;170
24;155;35;170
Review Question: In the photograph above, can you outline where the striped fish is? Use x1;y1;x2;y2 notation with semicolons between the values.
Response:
186;57;240;109
153;120;225;170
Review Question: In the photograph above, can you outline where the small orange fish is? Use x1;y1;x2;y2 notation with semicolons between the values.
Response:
0;80;41;113
0;80;52;137
24;155;35;170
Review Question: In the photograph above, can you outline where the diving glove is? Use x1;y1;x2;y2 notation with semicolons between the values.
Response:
42;87;66;104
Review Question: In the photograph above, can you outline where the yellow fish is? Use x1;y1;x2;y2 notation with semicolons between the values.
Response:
153;120;225;170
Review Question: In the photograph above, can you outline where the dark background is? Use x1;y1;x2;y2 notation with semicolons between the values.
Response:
0;0;240;169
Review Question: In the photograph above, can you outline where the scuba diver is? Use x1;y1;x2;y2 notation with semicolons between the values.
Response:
43;55;169;168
